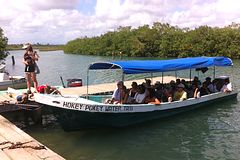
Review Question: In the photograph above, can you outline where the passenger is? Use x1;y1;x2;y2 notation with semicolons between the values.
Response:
212;79;219;92
181;79;190;92
144;79;152;88
132;84;147;104
105;81;123;104
162;85;174;102
154;81;163;101
145;87;161;104
181;79;186;86
220;78;232;92
205;77;217;93
173;83;187;101
199;82;211;96
170;80;177;91
37;84;61;95
188;83;200;98
192;76;201;86
144;79;155;102
120;85;130;104
215;78;224;91
176;79;181;85
129;81;138;100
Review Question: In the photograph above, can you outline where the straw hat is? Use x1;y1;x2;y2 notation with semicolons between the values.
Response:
22;43;30;49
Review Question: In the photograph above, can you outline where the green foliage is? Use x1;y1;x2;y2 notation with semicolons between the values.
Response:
7;44;64;51
64;22;240;58
0;27;8;60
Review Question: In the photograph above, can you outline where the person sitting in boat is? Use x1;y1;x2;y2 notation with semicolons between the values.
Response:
170;80;177;92
132;84;147;104
129;81;138;101
205;77;217;93
37;84;62;95
120;85;131;104
188;83;200;98
162;86;174;102
220;78;232;92
159;81;175;102
192;76;201;86
199;82;211;96
105;81;124;104
144;79;156;101
176;79;181;85
153;81;163;101
144;79;152;88
145;87;161;104
181;79;191;92
173;83;187;101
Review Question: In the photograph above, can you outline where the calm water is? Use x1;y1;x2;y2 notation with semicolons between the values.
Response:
5;51;240;160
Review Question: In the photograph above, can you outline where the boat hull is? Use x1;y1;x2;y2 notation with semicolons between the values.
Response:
0;77;27;90
36;91;238;131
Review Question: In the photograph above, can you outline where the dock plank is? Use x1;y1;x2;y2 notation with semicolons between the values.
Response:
0;115;65;160
0;136;11;160
0;150;11;160
60;76;180;95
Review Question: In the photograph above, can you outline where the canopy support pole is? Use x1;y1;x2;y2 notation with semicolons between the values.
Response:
175;71;177;81
151;73;153;83
162;72;164;84
86;69;89;98
231;66;234;89
189;69;192;82
213;66;216;79
122;71;125;82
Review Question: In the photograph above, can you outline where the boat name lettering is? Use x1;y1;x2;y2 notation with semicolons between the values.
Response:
63;102;84;110
105;106;122;112
62;102;133;112
123;106;133;111
85;105;104;111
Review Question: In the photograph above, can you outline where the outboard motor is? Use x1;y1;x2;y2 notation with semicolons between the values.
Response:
67;78;82;87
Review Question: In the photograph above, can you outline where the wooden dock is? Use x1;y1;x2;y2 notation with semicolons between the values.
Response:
60;75;179;95
0;115;65;160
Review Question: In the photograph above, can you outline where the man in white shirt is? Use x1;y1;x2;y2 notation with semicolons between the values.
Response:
112;81;124;103
105;81;124;104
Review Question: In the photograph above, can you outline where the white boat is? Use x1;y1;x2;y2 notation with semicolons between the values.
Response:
0;63;6;73
0;73;27;90
34;57;238;131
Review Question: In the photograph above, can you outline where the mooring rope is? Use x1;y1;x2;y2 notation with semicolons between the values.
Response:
0;140;46;150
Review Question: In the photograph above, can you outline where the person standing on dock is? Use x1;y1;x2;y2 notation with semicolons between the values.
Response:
22;43;38;92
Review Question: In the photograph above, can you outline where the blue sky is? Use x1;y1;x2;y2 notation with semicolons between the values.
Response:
0;0;239;44
76;0;96;15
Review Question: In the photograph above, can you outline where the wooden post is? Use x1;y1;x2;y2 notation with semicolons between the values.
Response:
11;55;15;65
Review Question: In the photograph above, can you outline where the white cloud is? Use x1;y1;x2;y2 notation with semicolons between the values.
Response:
0;0;239;44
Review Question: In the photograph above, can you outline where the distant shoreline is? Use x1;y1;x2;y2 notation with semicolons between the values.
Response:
7;44;64;51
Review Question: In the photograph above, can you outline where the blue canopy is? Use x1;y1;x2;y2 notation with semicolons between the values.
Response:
88;57;232;74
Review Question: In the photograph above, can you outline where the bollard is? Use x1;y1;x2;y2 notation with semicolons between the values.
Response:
11;55;15;65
